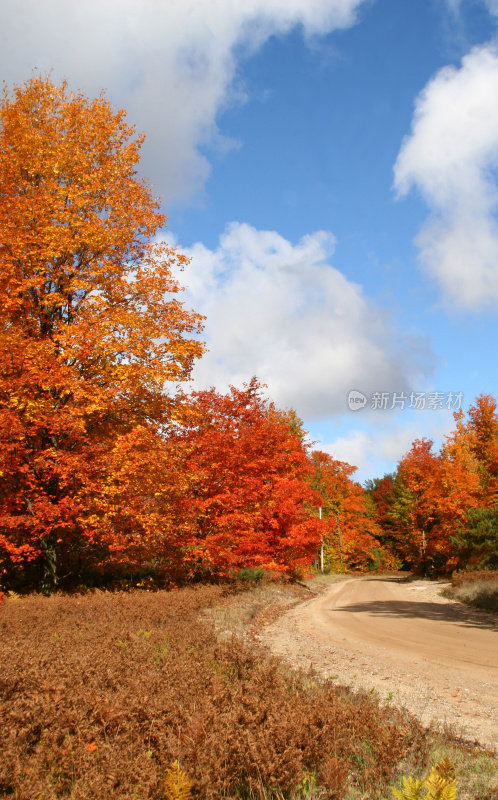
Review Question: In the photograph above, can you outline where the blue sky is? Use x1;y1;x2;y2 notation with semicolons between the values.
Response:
1;0;498;482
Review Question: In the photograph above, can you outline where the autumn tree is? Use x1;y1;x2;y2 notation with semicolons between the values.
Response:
311;451;383;571
366;395;498;575
389;439;445;572
392;398;496;573
452;394;498;504
364;473;402;569
177;380;321;577
439;394;498;571
0;77;204;589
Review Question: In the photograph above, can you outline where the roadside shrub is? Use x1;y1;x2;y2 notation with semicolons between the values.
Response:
450;570;498;587
443;571;498;611
231;566;266;584
444;579;498;611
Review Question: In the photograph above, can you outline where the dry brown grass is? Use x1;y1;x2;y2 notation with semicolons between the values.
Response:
451;571;498;587
203;579;310;641
444;571;498;611
0;584;436;800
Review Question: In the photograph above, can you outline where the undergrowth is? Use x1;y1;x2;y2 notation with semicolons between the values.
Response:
443;571;498;611
388;758;457;800
0;584;495;799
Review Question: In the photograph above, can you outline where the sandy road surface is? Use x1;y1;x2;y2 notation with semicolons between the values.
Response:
260;577;498;750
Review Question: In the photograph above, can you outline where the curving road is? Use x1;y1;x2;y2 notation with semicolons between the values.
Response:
262;577;498;749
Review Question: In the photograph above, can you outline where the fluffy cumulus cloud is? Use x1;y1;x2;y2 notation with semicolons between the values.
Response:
179;223;433;418
394;45;498;310
320;426;421;477
0;0;368;204
319;411;454;481
445;0;498;17
477;0;498;14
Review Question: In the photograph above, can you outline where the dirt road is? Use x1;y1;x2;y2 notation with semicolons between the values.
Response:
260;577;498;750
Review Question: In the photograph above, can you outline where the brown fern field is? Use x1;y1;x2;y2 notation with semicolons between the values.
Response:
0;584;492;800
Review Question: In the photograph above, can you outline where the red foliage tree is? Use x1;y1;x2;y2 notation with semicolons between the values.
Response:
312;451;382;571
390;434;481;573
391;439;443;571
368;394;498;575
177;380;321;576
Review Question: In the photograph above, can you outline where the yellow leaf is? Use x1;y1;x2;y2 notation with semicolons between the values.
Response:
164;760;192;800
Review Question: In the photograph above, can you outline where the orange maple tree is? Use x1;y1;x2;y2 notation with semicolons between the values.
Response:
177;380;322;576
390;439;445;571
311;450;383;571
457;394;498;504
378;398;497;574
0;77;204;589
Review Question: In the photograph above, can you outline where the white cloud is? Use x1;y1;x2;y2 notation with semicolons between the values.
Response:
394;44;498;310
479;1;498;15
179;222;434;418
319;411;454;481
0;0;368;204
445;1;498;18
320;426;420;476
